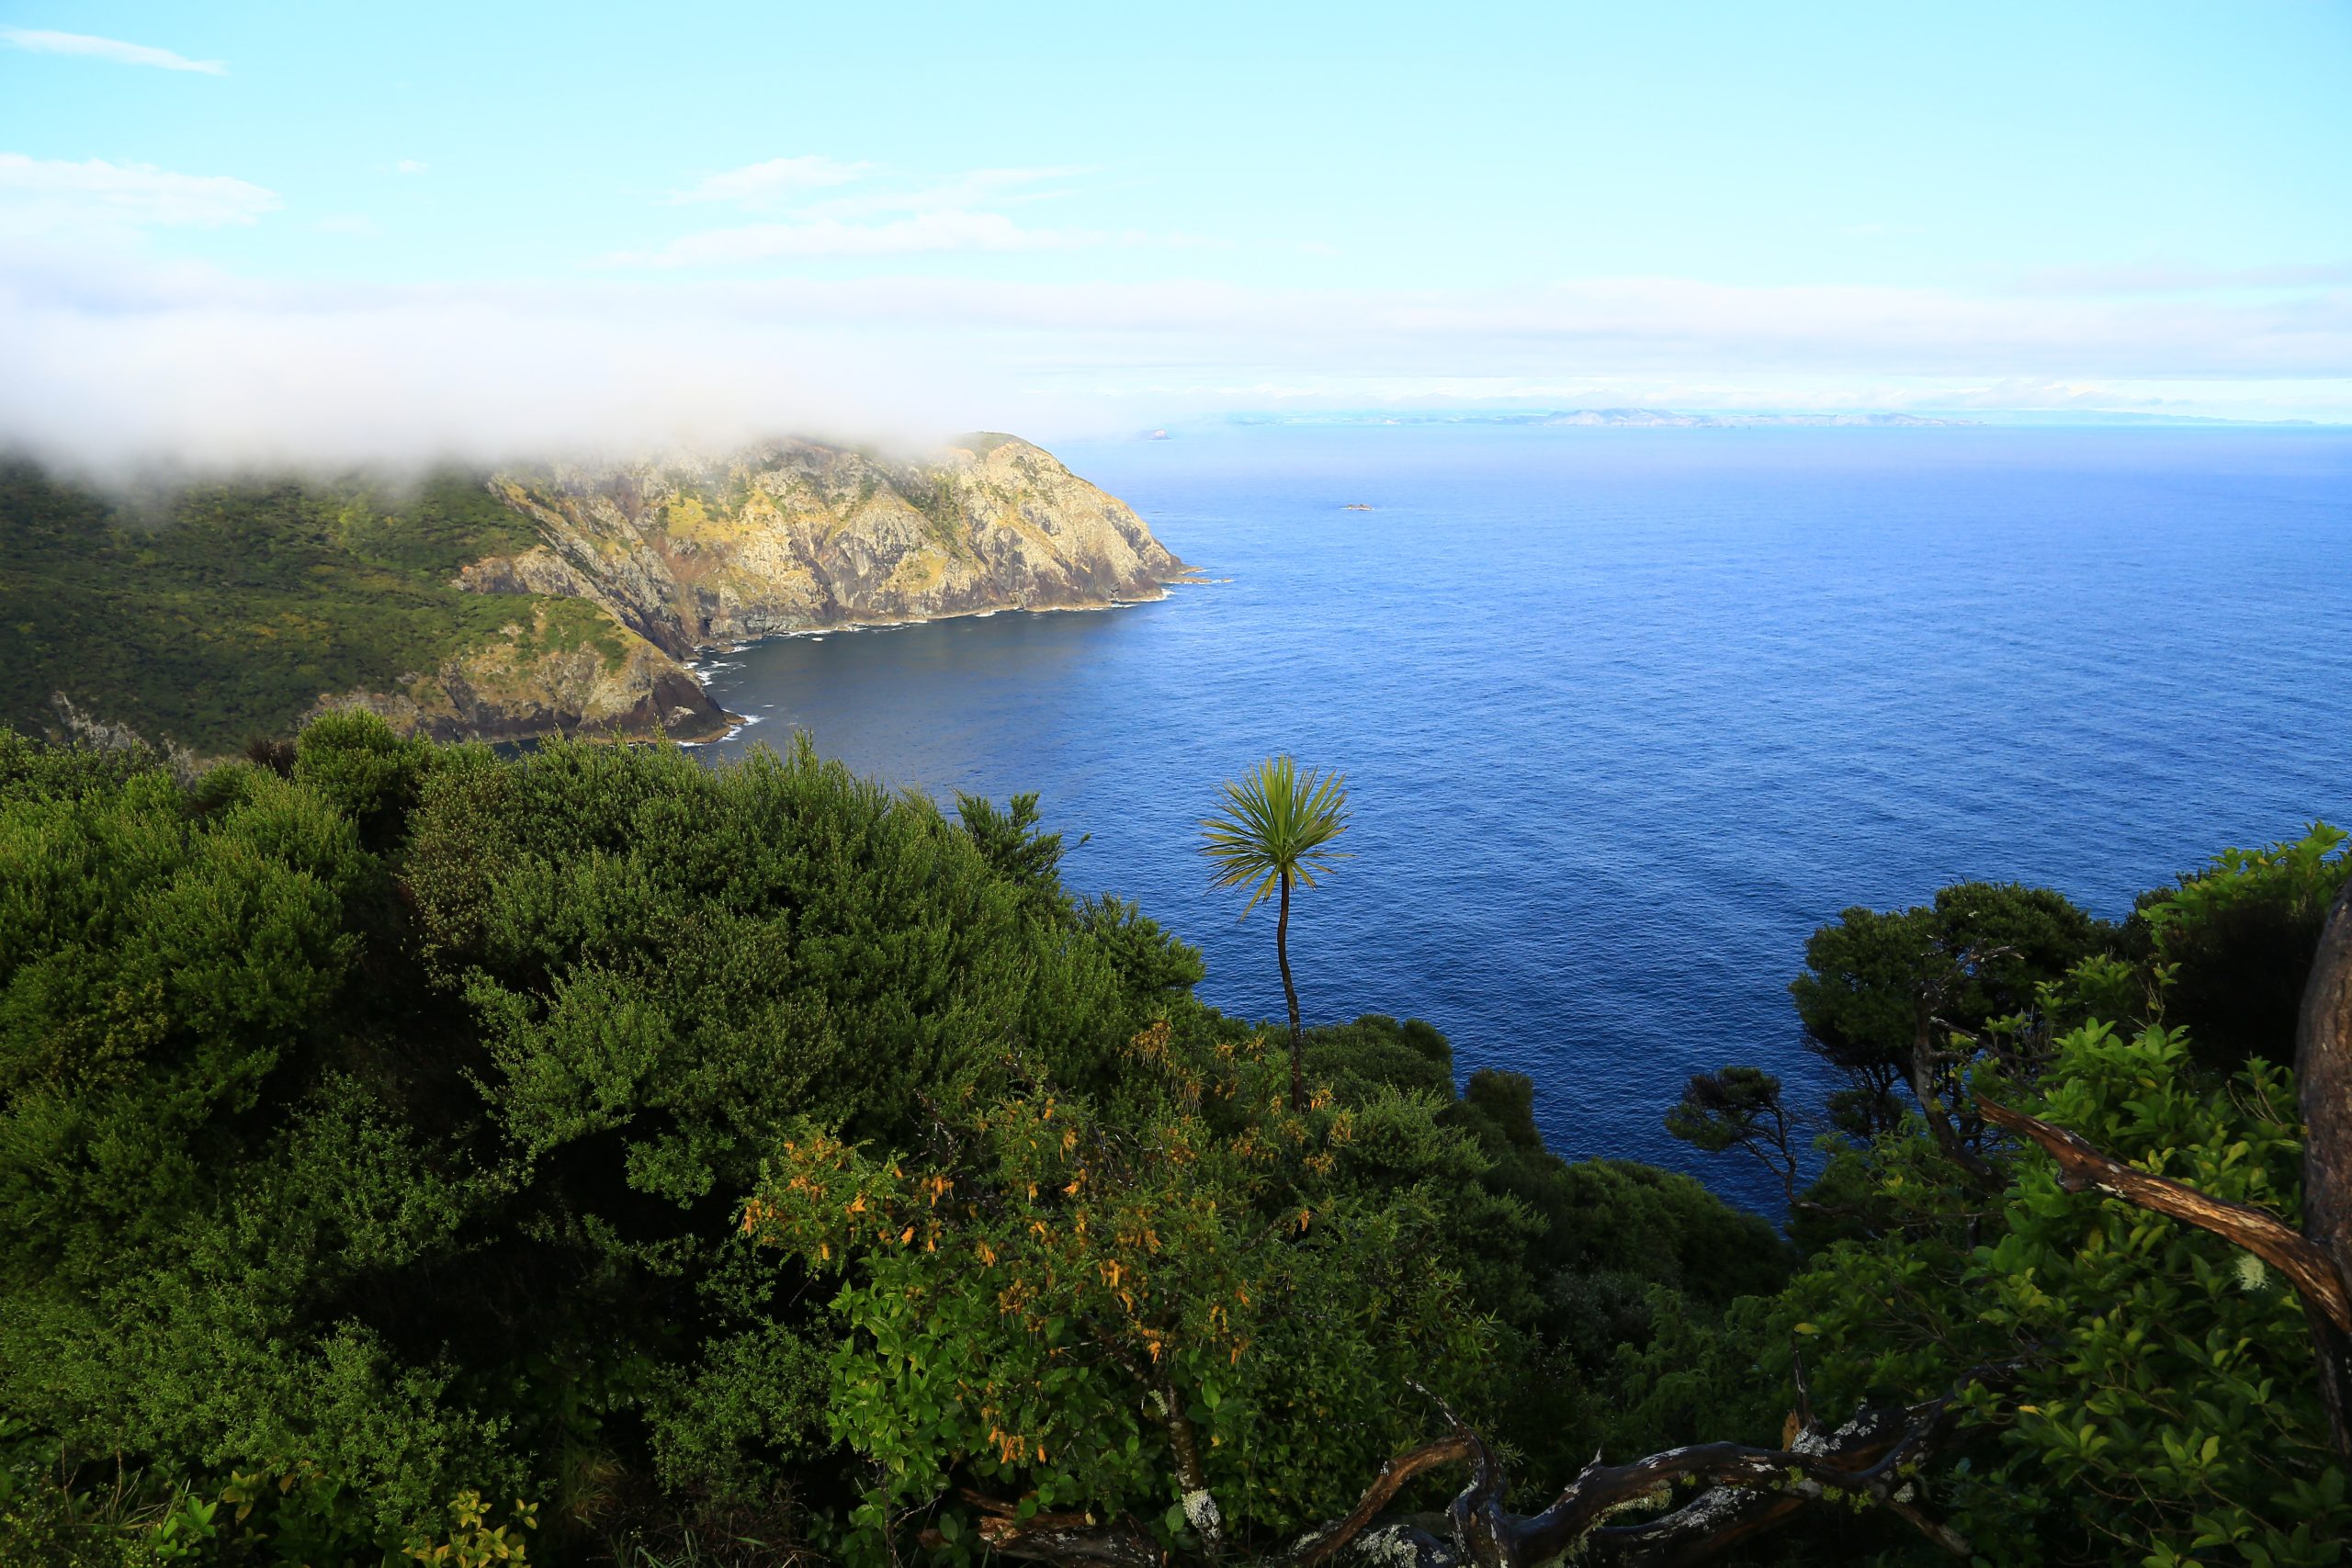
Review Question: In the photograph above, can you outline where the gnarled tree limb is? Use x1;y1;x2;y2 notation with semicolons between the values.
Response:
1283;1434;1475;1568
1306;1371;2002;1568
1529;1391;1978;1566
1968;881;2352;1463
1970;1094;2351;1331
939;1492;1163;1568
948;1371;1991;1568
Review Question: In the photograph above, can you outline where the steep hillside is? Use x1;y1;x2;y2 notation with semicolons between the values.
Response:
0;435;1187;753
471;434;1189;655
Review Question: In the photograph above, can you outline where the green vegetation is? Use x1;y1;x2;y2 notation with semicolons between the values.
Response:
0;462;599;753
0;721;1771;1566
1668;826;2352;1562
2138;822;2351;1073
2;716;2346;1565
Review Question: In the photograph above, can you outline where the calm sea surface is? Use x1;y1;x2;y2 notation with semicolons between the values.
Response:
695;424;2352;1207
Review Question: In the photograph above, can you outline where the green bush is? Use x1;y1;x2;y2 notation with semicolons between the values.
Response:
0;720;1770;1563
25;716;2321;1564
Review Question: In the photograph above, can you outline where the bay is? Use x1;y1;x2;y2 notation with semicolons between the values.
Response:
695;423;2352;1208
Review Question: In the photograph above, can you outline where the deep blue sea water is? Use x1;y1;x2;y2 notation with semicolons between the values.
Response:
695;424;2352;1208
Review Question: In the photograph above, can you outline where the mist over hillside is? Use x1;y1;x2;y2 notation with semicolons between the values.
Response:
0;434;1189;755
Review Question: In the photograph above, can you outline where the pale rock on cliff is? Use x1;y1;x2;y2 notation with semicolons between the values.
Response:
317;600;730;743
458;434;1189;660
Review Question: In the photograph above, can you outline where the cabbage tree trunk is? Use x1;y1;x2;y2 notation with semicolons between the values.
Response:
1276;867;1304;1112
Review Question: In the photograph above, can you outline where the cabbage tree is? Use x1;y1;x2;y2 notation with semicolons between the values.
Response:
1201;755;1351;1111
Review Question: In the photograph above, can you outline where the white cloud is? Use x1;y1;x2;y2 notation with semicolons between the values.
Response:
1923;378;2154;410
808;165;1089;220
671;155;874;209
0;27;224;74
621;209;1114;265
638;161;1119;264
0;153;279;230
0;270;1001;468
394;159;428;175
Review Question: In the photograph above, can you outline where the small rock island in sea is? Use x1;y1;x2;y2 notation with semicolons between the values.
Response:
1;434;1193;754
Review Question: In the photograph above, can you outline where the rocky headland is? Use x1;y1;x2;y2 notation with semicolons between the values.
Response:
472;434;1185;659
339;434;1189;744
1;434;1190;754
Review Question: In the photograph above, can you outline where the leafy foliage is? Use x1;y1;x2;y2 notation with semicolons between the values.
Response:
0;720;1768;1565
1198;755;1351;915
749;1023;1491;1561
8;709;2335;1566
2138;823;2351;1073
1789;881;2112;1135
1665;1065;1805;1205
1752;1023;2347;1563
1663;827;2352;1564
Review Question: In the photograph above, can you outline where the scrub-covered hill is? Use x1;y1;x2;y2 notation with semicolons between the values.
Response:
0;435;1187;755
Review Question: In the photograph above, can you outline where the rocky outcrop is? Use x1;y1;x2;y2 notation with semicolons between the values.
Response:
308;434;1182;748
315;601;732;744
458;434;1189;659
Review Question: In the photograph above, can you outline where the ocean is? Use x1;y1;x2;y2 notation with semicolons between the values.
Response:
694;423;2352;1208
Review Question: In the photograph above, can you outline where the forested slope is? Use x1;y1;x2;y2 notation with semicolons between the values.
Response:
0;720;2345;1566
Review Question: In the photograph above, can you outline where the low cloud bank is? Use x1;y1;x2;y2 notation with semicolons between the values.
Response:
1;275;1029;475
5;250;2348;474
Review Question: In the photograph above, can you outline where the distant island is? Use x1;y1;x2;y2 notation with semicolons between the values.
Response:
1222;407;2338;429
1228;408;1979;429
1537;408;1973;428
0;435;1190;756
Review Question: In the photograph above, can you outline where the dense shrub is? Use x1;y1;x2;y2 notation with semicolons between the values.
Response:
0;721;1769;1564
15;716;2331;1565
1662;828;2352;1564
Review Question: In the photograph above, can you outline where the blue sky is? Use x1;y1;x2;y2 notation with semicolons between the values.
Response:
3;1;2348;457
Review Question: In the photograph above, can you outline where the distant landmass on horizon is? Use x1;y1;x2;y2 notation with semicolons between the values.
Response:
1215;408;2332;430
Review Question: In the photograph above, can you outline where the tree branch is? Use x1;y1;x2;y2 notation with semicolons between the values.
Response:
1972;1094;2352;1332
1519;1397;1969;1565
1911;997;1996;1186
968;1516;1165;1568
1283;1435;1476;1568
944;1493;1164;1568
1285;1370;2003;1568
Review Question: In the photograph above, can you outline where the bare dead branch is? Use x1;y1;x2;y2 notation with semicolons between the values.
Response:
1283;1435;1476;1568
1290;1366;2006;1568
936;1492;1164;1568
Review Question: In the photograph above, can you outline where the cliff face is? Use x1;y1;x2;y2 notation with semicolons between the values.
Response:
3;435;1180;756
315;601;731;744
458;434;1189;660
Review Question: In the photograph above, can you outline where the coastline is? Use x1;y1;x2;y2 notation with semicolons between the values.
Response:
675;567;1211;748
